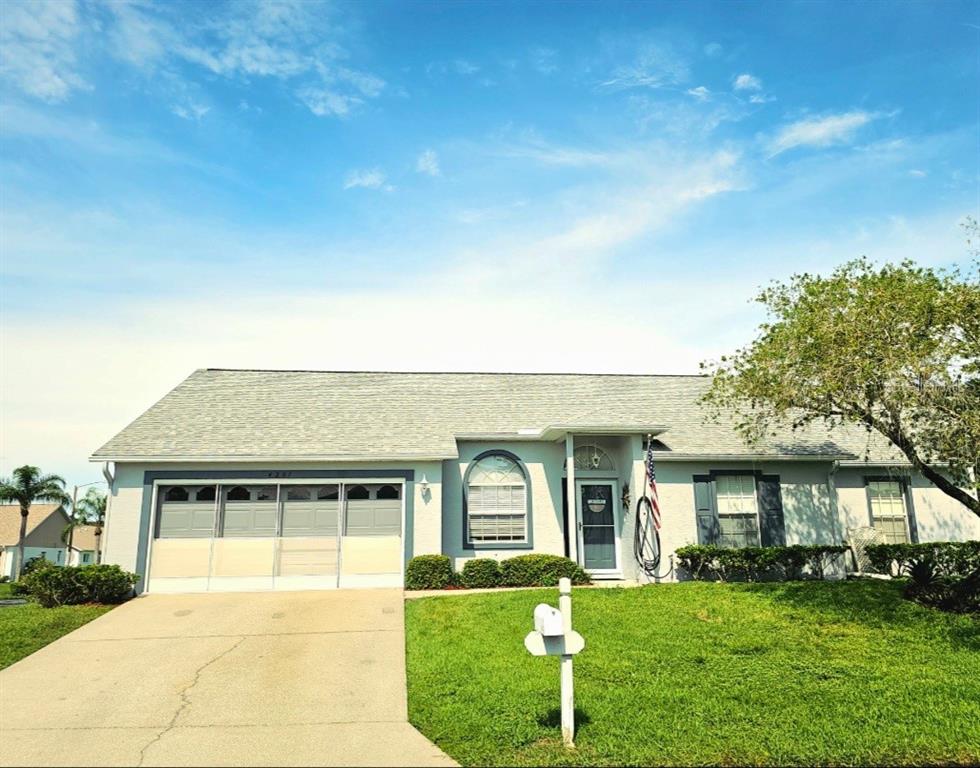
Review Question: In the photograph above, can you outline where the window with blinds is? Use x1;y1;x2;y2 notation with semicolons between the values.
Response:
466;454;527;545
867;480;910;544
715;474;761;548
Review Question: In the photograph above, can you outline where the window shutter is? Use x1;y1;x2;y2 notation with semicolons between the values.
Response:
693;475;719;545
757;475;786;547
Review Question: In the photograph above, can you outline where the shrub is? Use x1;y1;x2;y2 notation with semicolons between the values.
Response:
865;541;980;579
405;555;455;590
459;558;502;589
21;556;55;577
499;554;590;587
19;564;138;608
675;544;848;582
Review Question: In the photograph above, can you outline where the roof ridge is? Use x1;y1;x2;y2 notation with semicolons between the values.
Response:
201;368;709;378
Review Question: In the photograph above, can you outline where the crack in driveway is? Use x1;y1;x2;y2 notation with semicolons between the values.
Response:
136;635;246;767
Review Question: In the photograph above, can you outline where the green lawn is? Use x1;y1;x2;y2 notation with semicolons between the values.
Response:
406;581;980;766
0;582;13;599
0;599;113;670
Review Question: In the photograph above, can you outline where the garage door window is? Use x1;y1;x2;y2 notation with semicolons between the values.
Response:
344;484;401;536
282;484;340;536
222;485;277;537
157;485;216;538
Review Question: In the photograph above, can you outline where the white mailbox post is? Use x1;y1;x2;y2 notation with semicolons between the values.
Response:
523;577;584;747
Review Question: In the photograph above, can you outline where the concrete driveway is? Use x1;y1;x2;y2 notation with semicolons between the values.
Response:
0;590;455;767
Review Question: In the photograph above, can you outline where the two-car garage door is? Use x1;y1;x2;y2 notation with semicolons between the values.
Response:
147;482;402;593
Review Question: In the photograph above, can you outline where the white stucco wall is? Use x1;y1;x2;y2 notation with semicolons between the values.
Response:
835;467;980;543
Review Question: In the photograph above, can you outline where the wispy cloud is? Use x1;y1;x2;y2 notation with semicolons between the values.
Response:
416;149;440;176
0;0;88;102
343;168;391;191
733;73;762;92
529;47;558;75
171;100;210;121
598;41;689;91
453;59;480;75
768;110;879;156
686;86;710;101
45;1;386;119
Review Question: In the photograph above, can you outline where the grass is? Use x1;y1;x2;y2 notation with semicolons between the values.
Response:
406;581;980;766
0;582;13;598
0;598;113;670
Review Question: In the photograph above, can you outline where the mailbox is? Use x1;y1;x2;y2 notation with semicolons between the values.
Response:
533;603;564;637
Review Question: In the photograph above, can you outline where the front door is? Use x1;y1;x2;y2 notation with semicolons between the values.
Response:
578;482;618;572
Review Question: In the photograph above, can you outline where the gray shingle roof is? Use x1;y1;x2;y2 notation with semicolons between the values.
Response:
90;369;905;463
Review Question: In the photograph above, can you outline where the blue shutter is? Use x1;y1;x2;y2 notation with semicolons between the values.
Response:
757;475;786;547
693;475;719;545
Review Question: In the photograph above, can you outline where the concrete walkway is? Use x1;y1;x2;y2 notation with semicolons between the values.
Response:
0;590;456;767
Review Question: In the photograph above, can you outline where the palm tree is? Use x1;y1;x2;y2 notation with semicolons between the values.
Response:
75;488;107;564
0;466;71;577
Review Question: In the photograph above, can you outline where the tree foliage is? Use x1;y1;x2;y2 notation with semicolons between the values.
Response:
702;249;980;517
0;466;71;576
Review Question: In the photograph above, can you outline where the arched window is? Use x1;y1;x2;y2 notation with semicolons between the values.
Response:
287;487;312;501
226;486;250;501
165;486;189;502
377;485;400;500
573;444;615;472
317;486;339;500
196;486;216;502
465;452;528;546
346;485;370;500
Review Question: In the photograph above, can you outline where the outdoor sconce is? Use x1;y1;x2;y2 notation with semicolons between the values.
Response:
621;483;630;509
419;473;430;495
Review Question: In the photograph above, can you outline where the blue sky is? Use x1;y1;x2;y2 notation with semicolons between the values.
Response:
1;0;978;488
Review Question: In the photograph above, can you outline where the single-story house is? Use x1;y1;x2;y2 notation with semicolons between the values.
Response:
0;504;70;579
91;369;980;594
67;524;100;566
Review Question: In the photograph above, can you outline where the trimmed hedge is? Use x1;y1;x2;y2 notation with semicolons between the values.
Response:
674;544;849;582
459;558;502;589
405;555;455;590
500;554;590;587
864;541;980;579
18;562;138;608
405;554;590;590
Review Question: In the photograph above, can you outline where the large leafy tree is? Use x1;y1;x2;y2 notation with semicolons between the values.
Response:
702;256;980;517
0;466;71;576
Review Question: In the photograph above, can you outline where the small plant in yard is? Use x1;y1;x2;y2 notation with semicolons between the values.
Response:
405;555;455;590
866;541;980;613
18;562;138;608
459;558;501;589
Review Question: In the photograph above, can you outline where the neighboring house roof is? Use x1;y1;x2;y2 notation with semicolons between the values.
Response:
91;369;910;464
0;504;68;548
69;525;99;552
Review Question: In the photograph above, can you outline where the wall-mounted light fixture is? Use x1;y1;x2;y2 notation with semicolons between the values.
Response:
419;473;430;495
621;483;630;510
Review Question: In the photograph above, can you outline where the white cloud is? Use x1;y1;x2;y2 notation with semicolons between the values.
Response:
0;0;88;102
453;59;480;75
343;168;390;190
733;73;762;91
748;93;775;104
99;0;384;119
171;100;210;121
768;110;878;156
909;169;927;177
704;42;723;58
686;86;710;101
416;149;440;177
529;47;558;75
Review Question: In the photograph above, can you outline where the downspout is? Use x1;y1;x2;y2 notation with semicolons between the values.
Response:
98;462;114;565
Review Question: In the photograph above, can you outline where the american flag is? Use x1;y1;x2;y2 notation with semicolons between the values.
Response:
645;440;662;530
